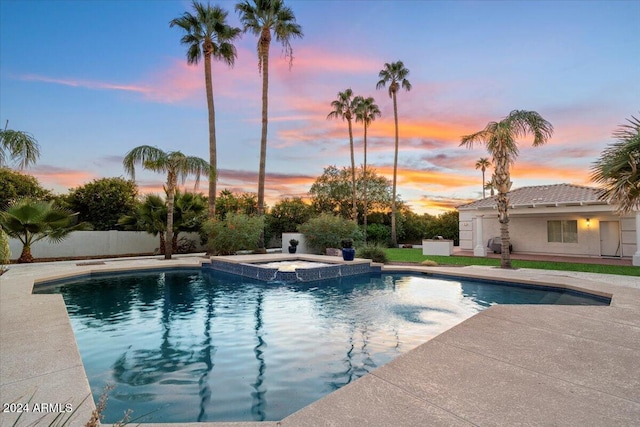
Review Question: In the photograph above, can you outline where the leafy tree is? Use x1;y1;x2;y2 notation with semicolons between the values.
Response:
365;223;390;245
424;210;459;245
354;95;381;242
0;198;90;263
63;177;138;230
400;210;433;243
297;213;362;254
0;120;40;169
235;0;303;248
215;189;258;220
0;168;53;208
591;114;640;213
204;213;264;255
265;197;313;238
376;60;411;247
461;110;553;268
309;165;394;220
475;158;491;199
170;2;241;219
123;145;210;259
327;88;359;221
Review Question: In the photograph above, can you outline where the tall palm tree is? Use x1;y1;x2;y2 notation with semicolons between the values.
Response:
591;114;640;214
0;198;90;263
475;158;491;199
328;89;359;221
460;110;553;268
170;1;241;220
354;96;381;241
123;145;210;260
376;61;411;247
0;120;40;169
235;0;302;249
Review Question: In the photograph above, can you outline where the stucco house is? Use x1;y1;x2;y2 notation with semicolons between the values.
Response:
457;184;640;266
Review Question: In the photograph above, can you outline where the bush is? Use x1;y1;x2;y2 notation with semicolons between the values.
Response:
203;213;264;255
356;244;389;264
298;213;362;254
0;228;10;270
366;223;390;244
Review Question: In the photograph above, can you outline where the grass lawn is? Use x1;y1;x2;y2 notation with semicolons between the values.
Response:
385;248;640;277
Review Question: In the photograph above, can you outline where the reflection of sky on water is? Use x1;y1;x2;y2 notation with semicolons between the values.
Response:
35;271;605;423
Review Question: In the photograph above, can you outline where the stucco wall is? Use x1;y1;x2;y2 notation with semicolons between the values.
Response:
8;231;205;260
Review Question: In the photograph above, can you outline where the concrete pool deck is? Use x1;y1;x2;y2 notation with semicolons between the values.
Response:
1;254;639;426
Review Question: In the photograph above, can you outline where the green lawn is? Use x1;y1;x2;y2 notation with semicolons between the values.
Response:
385;248;640;277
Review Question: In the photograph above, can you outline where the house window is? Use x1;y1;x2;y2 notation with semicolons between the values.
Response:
547;220;578;243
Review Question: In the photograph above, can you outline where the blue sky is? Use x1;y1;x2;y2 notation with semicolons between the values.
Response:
1;0;638;214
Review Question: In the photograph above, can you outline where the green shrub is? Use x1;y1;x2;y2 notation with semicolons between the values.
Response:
0;228;10;270
298;213;362;254
203;213;264;255
366;223;390;244
356;244;389;264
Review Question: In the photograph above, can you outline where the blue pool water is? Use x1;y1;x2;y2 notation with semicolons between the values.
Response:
35;269;608;423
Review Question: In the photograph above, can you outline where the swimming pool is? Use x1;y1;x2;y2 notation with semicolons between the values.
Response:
35;269;608;423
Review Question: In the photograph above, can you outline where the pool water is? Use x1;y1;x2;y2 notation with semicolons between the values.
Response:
36;270;607;423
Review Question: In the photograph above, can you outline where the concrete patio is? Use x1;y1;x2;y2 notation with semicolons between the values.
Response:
1;255;638;426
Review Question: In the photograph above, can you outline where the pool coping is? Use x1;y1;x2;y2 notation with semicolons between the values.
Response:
1;255;639;426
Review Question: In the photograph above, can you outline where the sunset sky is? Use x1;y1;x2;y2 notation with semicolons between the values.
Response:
1;0;638;215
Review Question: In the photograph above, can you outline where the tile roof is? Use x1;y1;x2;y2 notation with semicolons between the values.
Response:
458;183;607;210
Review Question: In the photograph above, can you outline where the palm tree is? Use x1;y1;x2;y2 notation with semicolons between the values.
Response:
0;120;40;169
328;89;359;221
354;96;381;241
118;194;168;254
376;61;411;247
0;198;90;263
170;2;241;220
123;145;210;260
484;176;496;197
460;110;553;268
591;114;640;214
475;158;491;199
235;0;303;249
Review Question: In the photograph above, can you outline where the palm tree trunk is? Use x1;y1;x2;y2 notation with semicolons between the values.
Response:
495;152;511;268
348;118;357;222
256;28;271;250
18;243;33;263
391;91;399;247
165;176;176;260
482;169;486;199
204;48;217;220
363;125;368;243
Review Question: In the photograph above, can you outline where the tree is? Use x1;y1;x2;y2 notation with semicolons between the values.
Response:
376;61;411;247
327;89;359;221
0;198;90;263
309;165;394;220
265;197;313;238
475;158;491;199
485;176;496;197
235;0;303;249
123;145;210;260
591;114;640;214
63;177;138;230
460;110;553;268
0;120;40;169
0;168;53;208
170;1;241;219
118;194;167;253
354;96;381;241
215;189;258;220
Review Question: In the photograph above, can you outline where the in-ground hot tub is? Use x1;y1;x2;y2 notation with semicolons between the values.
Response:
206;254;380;282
